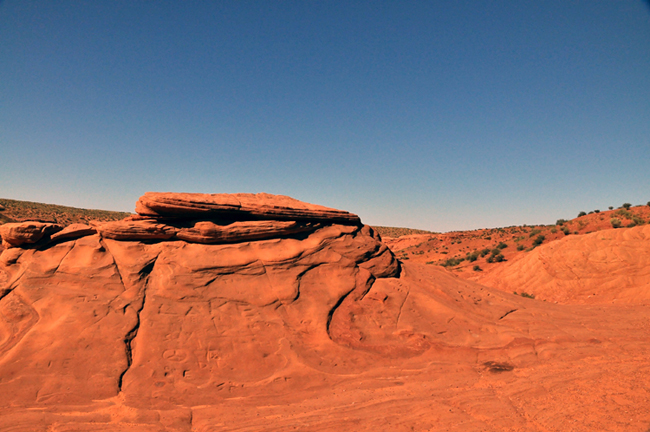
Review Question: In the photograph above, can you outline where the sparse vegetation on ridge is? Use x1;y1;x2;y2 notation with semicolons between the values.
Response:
371;226;436;238
0;198;131;226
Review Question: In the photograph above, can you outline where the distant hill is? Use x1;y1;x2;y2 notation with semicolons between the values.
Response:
0;198;131;226
383;203;650;277
371;226;436;238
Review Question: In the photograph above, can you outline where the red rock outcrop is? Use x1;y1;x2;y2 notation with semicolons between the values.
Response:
135;191;361;223
1;193;649;431
48;223;97;242
0;221;62;248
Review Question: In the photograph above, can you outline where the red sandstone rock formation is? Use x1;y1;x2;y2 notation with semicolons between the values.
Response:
0;193;649;431
135;192;361;223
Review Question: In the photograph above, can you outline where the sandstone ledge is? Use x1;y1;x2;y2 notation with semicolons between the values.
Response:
135;192;361;224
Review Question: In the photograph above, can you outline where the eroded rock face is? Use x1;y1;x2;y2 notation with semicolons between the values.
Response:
0;192;409;410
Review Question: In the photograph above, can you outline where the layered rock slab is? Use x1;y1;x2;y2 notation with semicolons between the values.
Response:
135;192;361;223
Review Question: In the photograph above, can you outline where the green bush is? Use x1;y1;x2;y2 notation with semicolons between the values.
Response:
561;226;570;235
622;203;632;210
487;253;505;263
528;229;541;238
520;292;535;299
496;242;508;249
609;206;614;210
532;235;545;246
610;218;621;228
466;251;480;262
473;265;482;272
616;209;632;219
441;257;464;267
578;211;587;217
594;209;600;213
479;248;491;257
517;244;525;251
556;219;567;226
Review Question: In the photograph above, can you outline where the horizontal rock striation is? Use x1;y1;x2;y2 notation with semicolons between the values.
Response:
0;192;361;248
135;192;361;223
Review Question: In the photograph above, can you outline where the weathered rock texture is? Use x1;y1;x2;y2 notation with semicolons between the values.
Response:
0;193;649;431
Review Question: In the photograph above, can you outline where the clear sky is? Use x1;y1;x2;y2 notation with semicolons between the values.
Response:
1;1;649;232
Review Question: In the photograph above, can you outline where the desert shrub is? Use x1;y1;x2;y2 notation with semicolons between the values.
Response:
633;216;645;225
615;209;632;219
520;292;535;299
491;248;501;256
594;209;600;213
473;265;482;272
466;251;480;262
528;229;541;238
496;242;508;249
486;253;505;263
622;203;632;210
479;248;491;257
516;244;525;251
578;211;587;217
647;201;650;207
550;227;557;234
556;219;567;226
561;226;570;235
441;257;463;267
532;235;545;246
609;206;614;210
627;222;637;228
610;218;621;228
484;236;492;240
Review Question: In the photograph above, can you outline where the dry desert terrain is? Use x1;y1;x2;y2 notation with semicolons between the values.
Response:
0;194;649;431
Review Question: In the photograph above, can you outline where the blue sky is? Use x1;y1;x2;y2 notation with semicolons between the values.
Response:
1;1;649;231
